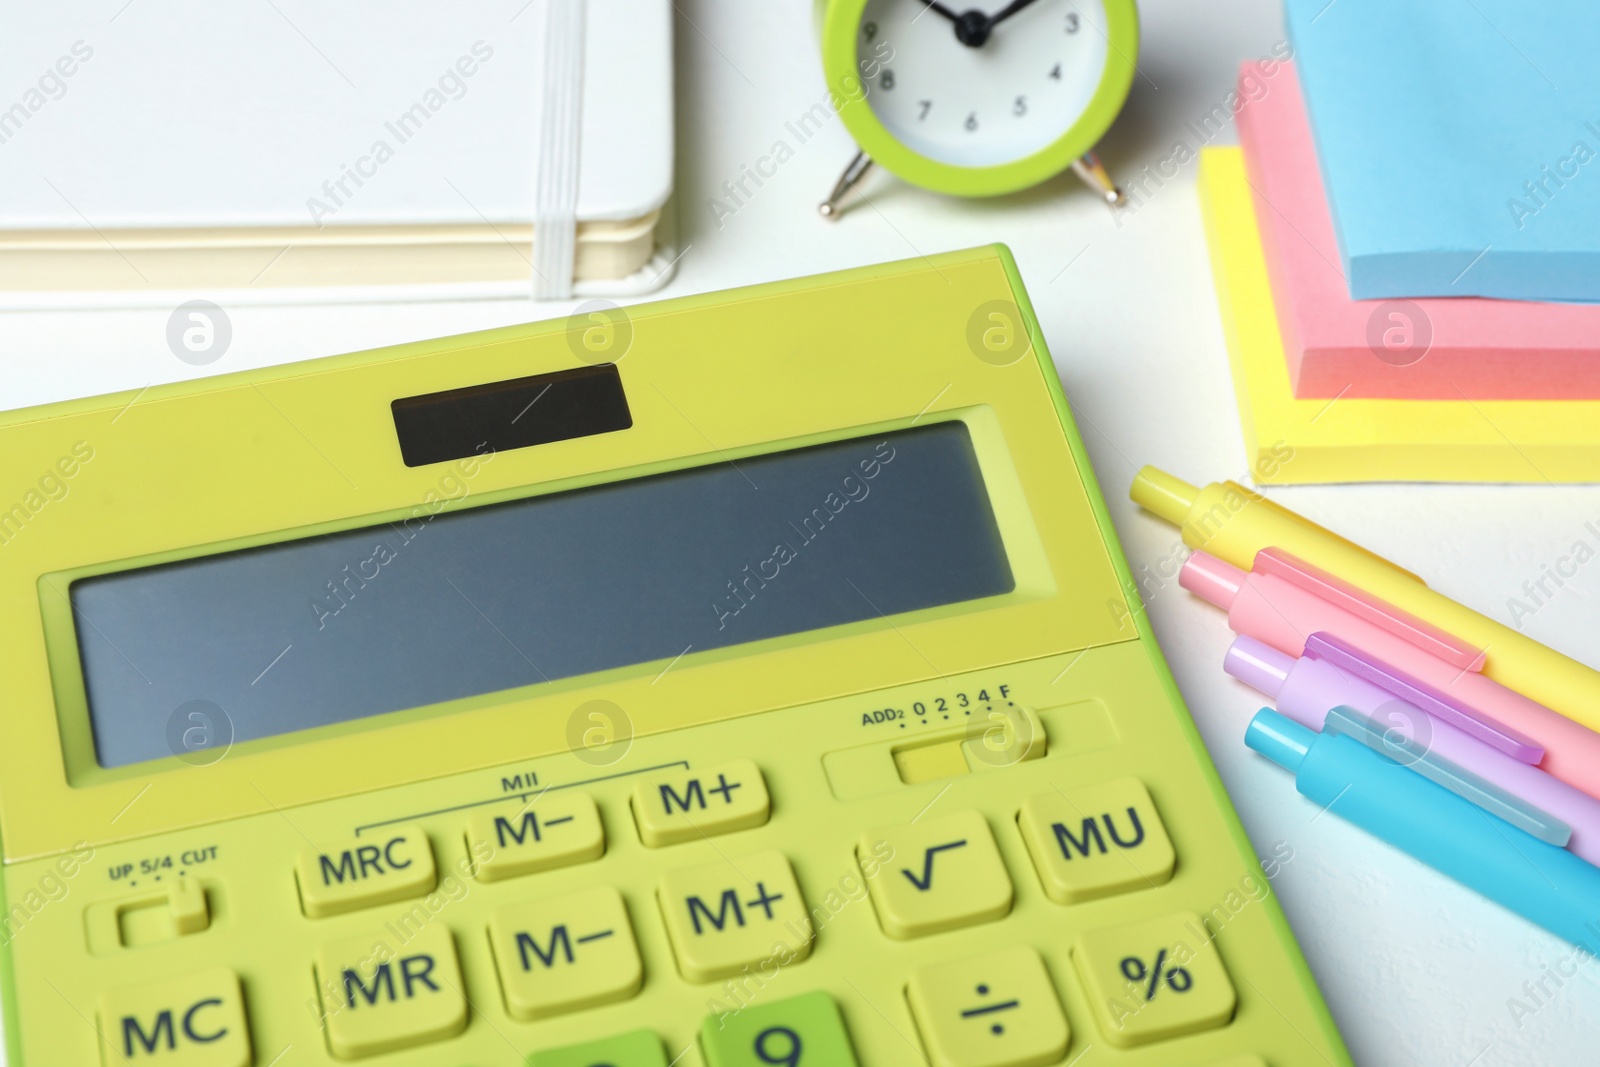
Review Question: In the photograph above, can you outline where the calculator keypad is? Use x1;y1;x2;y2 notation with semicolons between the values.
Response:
487;885;642;1021
1016;778;1176;904
294;825;437;919
97;966;252;1067
906;946;1071;1067
631;759;771;847
81;740;1282;1063
312;925;467;1058
657;849;812;982
859;810;1014;939
468;793;606;882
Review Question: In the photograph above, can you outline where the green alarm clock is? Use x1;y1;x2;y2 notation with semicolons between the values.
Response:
816;0;1139;215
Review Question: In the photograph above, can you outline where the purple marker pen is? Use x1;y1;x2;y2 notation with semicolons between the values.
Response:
1226;635;1600;868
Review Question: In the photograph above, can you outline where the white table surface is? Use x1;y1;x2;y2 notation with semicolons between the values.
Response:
4;2;1599;1065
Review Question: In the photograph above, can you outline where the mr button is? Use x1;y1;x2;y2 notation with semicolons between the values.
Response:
296;825;436;918
98;967;251;1066
313;925;467;1058
633;759;770;846
1017;778;1175;904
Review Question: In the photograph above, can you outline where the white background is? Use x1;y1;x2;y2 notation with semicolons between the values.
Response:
3;1;1599;1064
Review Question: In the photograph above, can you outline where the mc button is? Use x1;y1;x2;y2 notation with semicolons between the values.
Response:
97;966;251;1066
295;825;437;918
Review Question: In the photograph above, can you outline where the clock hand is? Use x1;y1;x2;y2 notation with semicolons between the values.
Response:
943;0;1041;48
986;0;1041;28
918;1;963;23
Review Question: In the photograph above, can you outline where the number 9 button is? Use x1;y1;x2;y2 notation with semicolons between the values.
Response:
699;990;860;1066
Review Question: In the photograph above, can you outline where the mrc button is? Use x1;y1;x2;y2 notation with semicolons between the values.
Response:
295;826;437;919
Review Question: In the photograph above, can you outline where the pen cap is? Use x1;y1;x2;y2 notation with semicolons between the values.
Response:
1245;709;1313;773
1180;551;1246;610
1225;636;1293;698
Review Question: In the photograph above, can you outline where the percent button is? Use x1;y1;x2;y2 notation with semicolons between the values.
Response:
1072;911;1238;1048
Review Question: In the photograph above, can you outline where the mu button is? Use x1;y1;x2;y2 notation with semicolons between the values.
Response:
296;825;437;918
658;850;811;982
633;759;771;847
1017;778;1175;905
97;966;251;1066
312;925;467;1059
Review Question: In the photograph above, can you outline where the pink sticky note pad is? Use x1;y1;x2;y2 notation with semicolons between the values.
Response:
1236;62;1600;400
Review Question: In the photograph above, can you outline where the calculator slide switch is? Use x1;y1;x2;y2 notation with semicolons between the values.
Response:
633;759;770;847
907;945;1070;1067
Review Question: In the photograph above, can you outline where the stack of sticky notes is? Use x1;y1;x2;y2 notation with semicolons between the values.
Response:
1199;0;1600;483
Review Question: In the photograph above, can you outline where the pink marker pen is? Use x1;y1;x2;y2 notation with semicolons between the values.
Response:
1226;635;1600;867
1183;550;1600;801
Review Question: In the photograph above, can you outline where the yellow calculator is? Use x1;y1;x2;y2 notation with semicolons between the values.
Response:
0;247;1352;1066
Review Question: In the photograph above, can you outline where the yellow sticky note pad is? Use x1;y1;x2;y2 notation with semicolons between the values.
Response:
1200;145;1600;483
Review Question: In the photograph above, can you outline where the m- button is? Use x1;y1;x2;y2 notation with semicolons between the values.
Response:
632;759;770;847
295;825;437;918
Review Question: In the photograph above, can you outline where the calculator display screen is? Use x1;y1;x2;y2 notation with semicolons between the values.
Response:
72;422;1014;767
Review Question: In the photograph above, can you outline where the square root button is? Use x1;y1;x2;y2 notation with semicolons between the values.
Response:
906;945;1070;1067
1072;911;1237;1048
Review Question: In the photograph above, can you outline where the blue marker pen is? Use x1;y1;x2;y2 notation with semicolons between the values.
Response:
1247;709;1600;948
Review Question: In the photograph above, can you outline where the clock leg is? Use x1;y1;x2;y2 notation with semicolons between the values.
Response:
1071;150;1126;206
818;150;875;220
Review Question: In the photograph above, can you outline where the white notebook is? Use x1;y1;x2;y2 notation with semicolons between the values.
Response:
0;0;675;304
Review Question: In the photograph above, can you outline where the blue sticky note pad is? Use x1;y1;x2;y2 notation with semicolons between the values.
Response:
1285;0;1600;302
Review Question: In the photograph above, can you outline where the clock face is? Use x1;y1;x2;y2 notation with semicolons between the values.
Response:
855;0;1111;169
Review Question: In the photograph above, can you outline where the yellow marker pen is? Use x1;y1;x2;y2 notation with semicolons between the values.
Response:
1130;466;1600;731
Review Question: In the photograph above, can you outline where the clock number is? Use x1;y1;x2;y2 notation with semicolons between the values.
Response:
863;20;878;41
880;69;895;90
1065;12;1080;32
918;99;932;120
1014;95;1027;116
965;111;978;132
1049;62;1062;80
